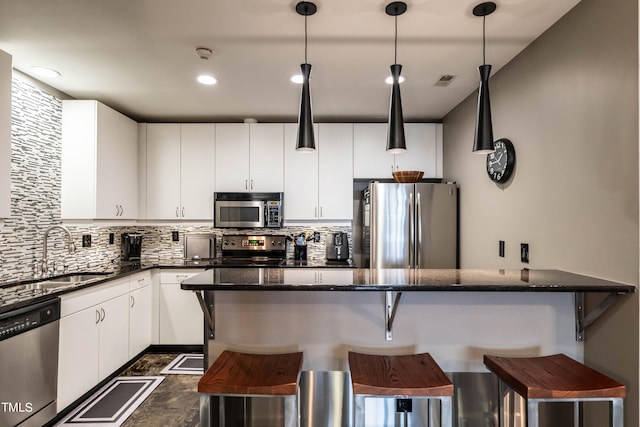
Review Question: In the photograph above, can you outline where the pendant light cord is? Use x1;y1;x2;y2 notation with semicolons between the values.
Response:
482;15;486;65
304;13;308;64
394;14;398;65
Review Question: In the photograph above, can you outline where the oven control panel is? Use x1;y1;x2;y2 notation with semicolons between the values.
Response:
222;235;286;251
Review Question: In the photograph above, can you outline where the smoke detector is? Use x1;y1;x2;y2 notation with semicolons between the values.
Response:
196;47;214;60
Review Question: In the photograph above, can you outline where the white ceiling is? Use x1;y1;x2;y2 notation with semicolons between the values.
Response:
0;0;580;123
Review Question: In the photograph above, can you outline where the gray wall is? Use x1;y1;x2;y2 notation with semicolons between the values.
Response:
442;0;638;424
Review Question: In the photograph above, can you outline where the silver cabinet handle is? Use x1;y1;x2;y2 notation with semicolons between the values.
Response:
245;179;248;190
176;207;179;218
320;206;323;218
250;179;254;190
119;205;124;216
314;207;318;218
115;205;119;216
182;207;185;217
130;295;135;308
96;309;100;324
101;308;106;322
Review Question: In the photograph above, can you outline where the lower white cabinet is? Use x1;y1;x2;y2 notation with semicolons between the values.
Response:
129;272;152;358
57;278;130;411
158;270;204;345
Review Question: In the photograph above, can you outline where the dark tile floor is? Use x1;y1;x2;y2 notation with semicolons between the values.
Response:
119;353;200;427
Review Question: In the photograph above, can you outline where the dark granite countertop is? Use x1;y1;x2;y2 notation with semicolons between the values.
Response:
0;258;354;314
181;268;637;293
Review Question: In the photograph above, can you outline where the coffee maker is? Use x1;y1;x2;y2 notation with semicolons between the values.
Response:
325;232;349;261
121;233;142;261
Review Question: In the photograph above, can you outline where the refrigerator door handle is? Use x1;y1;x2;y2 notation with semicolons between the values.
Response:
416;191;421;269
409;190;415;268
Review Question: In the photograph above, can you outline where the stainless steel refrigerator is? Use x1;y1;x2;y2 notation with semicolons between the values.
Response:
362;182;457;268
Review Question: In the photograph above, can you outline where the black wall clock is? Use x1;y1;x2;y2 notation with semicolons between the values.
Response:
486;138;515;183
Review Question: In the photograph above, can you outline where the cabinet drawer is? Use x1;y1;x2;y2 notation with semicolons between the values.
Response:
60;277;129;317
128;272;151;291
159;270;203;284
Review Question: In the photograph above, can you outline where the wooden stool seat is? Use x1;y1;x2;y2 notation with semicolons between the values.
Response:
348;352;453;427
199;350;303;427
484;353;625;427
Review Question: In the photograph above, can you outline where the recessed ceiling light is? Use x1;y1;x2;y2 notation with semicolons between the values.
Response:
385;75;405;84
30;66;61;78
290;74;303;84
197;75;218;85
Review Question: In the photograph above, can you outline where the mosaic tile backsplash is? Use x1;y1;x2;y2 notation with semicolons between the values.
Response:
0;76;352;284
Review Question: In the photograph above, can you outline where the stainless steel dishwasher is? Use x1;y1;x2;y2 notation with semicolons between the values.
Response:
0;297;60;427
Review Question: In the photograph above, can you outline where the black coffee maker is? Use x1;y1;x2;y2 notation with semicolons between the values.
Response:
121;233;142;261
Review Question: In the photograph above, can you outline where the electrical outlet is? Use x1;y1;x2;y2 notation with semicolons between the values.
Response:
172;231;179;242
396;398;412;413
499;240;505;257
521;243;529;263
313;232;320;242
82;234;92;248
109;233;115;244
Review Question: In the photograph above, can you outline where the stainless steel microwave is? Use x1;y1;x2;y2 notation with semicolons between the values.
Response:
214;192;283;228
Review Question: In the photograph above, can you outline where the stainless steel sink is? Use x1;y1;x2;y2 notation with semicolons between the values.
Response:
44;272;113;283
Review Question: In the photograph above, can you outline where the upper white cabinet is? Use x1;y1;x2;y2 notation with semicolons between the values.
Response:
144;123;215;220
0;50;11;219
62;100;138;219
284;123;353;220
353;123;443;179
215;123;284;192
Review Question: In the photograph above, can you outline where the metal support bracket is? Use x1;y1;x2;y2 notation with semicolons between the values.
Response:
385;291;402;340
575;292;623;341
195;290;215;339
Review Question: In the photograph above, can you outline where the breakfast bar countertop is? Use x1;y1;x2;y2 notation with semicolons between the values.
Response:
180;268;636;293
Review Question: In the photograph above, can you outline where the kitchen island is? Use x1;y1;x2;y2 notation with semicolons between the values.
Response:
181;268;634;425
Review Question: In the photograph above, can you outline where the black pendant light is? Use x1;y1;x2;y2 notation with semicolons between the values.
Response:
295;1;317;152
386;1;407;154
472;2;497;154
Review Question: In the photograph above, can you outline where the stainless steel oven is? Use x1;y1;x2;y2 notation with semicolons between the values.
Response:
0;298;60;427
214;192;283;228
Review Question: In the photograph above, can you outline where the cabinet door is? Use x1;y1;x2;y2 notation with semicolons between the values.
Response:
249;123;284;192
98;293;130;380
146;124;181;219
159;283;204;344
129;285;152;358
283;123;319;220
215;123;250;192
353;123;394;179
394;123;442;177
57;307;100;411
318;123;353;220
95;102;138;219
180;124;215;219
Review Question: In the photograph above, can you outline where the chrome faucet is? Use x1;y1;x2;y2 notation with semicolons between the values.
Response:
42;225;76;276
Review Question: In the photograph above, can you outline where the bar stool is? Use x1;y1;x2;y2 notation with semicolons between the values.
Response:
484;353;626;427
198;350;303;427
348;351;454;427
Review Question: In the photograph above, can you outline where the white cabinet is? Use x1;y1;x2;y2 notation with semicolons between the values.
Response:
57;278;130;411
158;270;204;344
144;123;215;220
215;123;284;192
62;100;138;219
0;50;11;219
353;123;443;179
284;123;353;220
129;272;152;358
284;269;353;285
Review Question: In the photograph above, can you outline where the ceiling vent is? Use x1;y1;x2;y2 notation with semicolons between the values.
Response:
435;75;456;87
